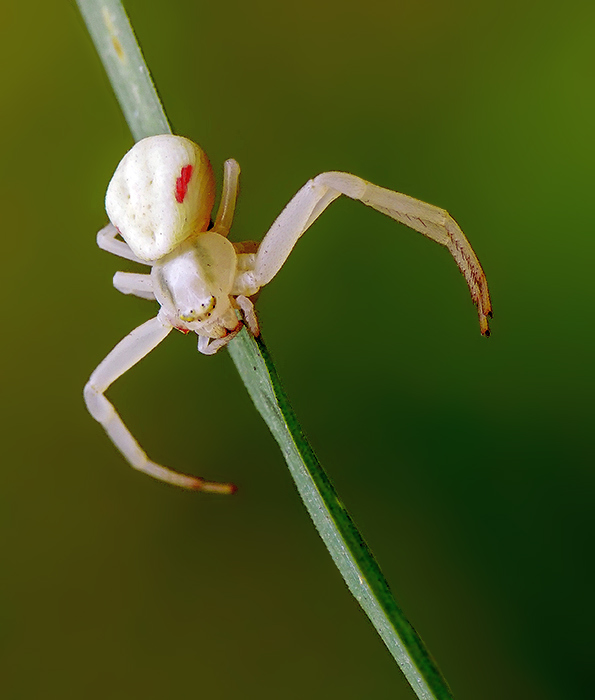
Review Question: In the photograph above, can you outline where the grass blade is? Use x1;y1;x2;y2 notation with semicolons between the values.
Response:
77;0;170;140
76;2;454;697
229;330;453;700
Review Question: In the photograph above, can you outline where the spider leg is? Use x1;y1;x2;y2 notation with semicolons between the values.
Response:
211;159;240;237
97;223;150;265
254;172;492;335
84;316;236;493
113;271;155;301
235;295;259;337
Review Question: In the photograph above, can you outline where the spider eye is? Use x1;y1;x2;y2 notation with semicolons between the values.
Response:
178;296;217;323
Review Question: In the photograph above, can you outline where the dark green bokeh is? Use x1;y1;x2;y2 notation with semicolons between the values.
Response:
1;1;593;698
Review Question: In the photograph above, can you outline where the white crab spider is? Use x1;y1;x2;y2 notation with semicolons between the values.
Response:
84;134;492;493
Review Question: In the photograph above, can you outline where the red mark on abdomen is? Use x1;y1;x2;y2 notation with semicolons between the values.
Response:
175;164;193;203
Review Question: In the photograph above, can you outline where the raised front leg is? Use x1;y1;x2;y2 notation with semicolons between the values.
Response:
84;316;236;493
254;172;492;335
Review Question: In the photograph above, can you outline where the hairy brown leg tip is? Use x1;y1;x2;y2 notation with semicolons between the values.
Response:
191;478;238;495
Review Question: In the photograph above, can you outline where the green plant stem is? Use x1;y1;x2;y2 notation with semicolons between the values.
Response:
76;2;454;698
77;0;170;141
229;331;453;700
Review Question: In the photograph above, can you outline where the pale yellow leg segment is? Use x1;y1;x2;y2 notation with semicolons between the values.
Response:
211;159;241;237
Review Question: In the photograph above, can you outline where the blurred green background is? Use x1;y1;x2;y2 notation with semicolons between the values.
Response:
1;1;593;698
